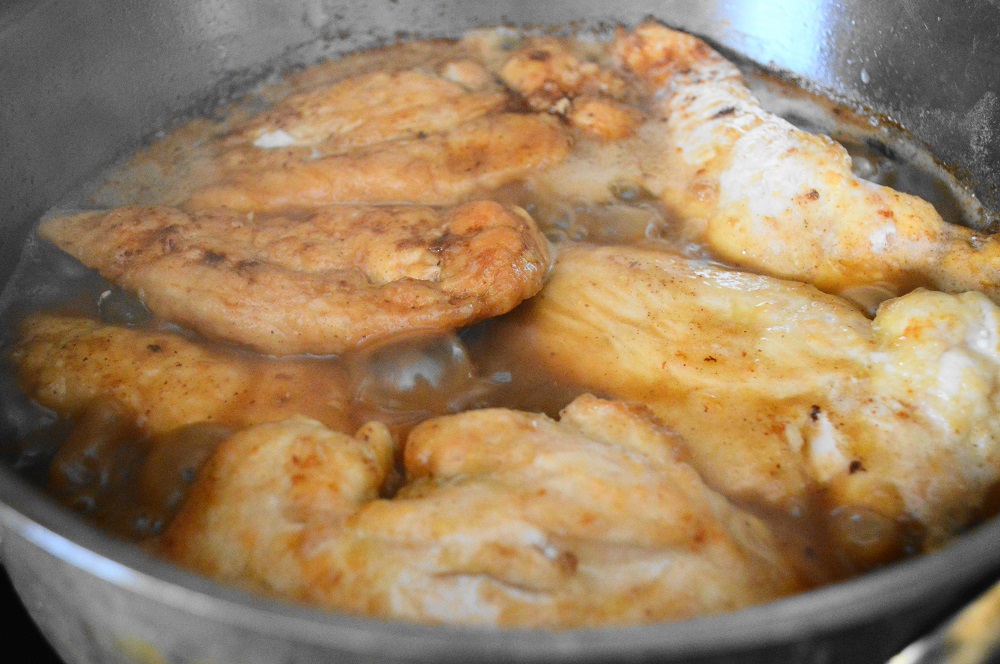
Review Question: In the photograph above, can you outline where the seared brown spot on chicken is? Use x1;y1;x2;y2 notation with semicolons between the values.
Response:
157;396;806;627
39;201;552;355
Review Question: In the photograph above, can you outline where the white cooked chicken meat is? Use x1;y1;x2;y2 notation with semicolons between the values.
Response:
484;244;1000;554
612;21;1000;300
156;396;808;627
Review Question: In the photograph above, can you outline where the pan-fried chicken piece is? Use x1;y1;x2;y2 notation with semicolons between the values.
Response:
38;201;551;355
498;36;628;111
186;112;571;213
496;36;643;141
97;59;570;214
459;31;656;210
207;65;509;182
486;245;1000;549
469;33;643;143
157;416;396;594
223;67;506;153
157;396;806;627
89;45;503;209
10;314;354;537
10;314;353;435
613;21;1000;300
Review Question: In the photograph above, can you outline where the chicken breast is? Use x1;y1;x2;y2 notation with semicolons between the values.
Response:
186;111;571;213
485;245;1000;550
194;65;509;201
38;201;552;355
223;67;506;153
93;56;570;214
613;21;1000;300
10;313;356;537
10;314;353;435
157;396;806;627
89;43;505;209
157;416;397;597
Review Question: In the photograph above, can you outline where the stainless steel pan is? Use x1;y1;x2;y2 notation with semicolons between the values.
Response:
3;2;1000;662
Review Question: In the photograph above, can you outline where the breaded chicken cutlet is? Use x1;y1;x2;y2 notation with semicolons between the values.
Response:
11;314;353;434
39;201;551;355
157;396;807;627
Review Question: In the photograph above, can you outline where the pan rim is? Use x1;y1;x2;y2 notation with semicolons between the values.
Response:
2;464;997;660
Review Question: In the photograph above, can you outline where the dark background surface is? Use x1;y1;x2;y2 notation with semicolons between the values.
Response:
2;567;64;663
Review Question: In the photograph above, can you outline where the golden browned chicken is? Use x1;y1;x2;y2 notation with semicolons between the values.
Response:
92;55;571;214
222;67;506;154
498;36;626;110
486;245;1000;552
11;313;359;535
192;66;508;205
187;112;571;212
157;396;807;627
38;201;551;355
157;416;397;595
612;21;1000;300
466;30;666;217
90;42;506;209
495;36;643;142
19;24;1000;628
10;314;353;435
178;59;569;212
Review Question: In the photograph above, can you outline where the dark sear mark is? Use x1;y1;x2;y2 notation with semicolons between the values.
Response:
201;250;227;266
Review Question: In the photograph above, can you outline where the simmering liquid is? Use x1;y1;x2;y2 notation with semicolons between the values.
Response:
0;28;987;589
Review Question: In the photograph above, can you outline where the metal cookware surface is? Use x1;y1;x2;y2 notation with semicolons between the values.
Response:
2;1;1000;663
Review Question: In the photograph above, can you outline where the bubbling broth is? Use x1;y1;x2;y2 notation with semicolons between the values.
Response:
0;23;996;627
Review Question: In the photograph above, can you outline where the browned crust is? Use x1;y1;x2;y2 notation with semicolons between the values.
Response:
39;201;552;355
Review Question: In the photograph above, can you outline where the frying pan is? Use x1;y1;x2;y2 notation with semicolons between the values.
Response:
2;1;1000;662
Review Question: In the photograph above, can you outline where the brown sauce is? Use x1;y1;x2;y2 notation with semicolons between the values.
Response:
0;29;987;595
